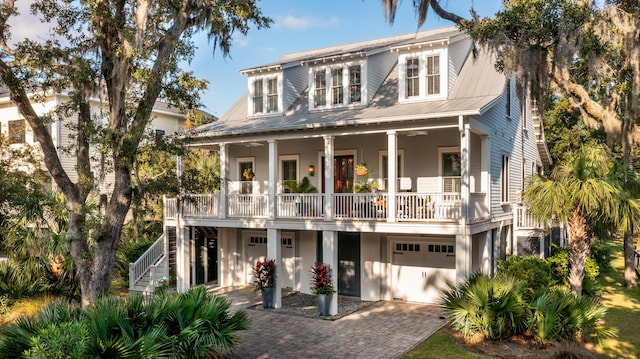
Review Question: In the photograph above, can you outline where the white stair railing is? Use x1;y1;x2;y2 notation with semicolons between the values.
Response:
129;234;165;290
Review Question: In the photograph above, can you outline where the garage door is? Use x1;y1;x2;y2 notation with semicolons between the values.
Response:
391;239;456;304
245;234;295;289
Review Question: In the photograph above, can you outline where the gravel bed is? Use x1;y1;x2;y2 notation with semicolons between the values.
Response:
251;292;375;320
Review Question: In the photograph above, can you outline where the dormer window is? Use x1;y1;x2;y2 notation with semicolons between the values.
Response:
310;62;365;110
249;74;282;116
398;50;447;102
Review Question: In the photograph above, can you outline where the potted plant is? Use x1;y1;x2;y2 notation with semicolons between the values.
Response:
284;177;318;216
310;262;336;316
243;167;255;180
253;258;276;308
355;162;369;176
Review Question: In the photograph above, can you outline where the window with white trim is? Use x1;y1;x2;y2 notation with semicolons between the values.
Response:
501;154;510;203
438;147;461;193
8;119;25;144
238;157;255;194
310;62;364;110
249;75;281;116
280;155;299;193
399;50;446;102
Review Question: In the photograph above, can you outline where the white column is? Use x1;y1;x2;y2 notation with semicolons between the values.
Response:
322;230;338;316
387;131;397;222
268;140;278;219
323;136;334;221
480;231;492;274
176;223;190;292
461;123;471;222
455;233;472;282
481;135;491;218
219;144;228;219
267;228;282;308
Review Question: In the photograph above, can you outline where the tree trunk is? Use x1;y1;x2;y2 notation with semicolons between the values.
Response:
568;213;590;297
624;231;637;288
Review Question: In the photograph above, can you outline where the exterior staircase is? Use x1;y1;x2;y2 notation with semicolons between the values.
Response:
129;234;167;294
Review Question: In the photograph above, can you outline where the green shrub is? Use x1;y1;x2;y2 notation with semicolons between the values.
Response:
547;245;601;297
0;287;250;359
0;257;78;300
589;240;613;272
0;294;9;316
498;255;556;301
441;272;527;340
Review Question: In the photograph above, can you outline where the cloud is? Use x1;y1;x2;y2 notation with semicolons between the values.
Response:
273;15;343;30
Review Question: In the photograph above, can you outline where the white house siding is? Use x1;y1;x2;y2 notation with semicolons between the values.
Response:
447;38;473;94
298;230;317;294
360;232;381;301
283;65;307;111
366;50;397;103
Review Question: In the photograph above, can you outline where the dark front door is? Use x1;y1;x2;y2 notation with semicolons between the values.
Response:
194;227;218;285
321;155;354;193
207;236;218;283
194;229;205;284
338;232;361;297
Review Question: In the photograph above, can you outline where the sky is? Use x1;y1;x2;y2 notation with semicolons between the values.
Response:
9;0;503;117
187;1;503;117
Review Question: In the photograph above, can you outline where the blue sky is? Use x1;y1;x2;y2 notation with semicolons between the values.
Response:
188;1;503;117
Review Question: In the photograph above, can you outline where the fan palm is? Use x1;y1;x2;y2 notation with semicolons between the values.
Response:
523;144;632;296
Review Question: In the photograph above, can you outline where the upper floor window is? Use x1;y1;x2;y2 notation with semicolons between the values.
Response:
8;119;25;144
250;75;281;116
399;50;446;102
501;154;510;203
406;58;419;97
310;62;364;110
439;147;460;193
349;66;361;103
426;55;440;95
505;78;512;120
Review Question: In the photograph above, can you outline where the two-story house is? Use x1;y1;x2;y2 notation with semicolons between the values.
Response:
0;90;190;195
142;26;551;315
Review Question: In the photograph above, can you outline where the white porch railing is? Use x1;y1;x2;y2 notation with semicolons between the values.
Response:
395;193;461;221
277;193;325;219
333;193;387;220
513;204;542;229
182;194;220;218
129;234;165;290
164;197;177;220
227;194;269;218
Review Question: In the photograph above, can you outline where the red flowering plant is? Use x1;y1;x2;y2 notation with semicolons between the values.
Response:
253;258;276;290
310;262;336;295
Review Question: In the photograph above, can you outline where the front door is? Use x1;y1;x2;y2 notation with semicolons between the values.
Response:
338;232;360;297
321;155;354;193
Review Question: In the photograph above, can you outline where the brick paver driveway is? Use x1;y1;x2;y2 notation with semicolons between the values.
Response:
216;287;446;359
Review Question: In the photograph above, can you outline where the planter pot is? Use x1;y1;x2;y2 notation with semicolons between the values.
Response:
356;168;368;176
316;293;332;316
261;287;274;309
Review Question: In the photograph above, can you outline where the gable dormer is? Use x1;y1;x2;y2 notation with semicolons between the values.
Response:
244;69;283;117
393;40;449;103
305;55;366;111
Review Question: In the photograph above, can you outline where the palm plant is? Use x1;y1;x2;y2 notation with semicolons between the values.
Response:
522;144;627;297
441;272;527;340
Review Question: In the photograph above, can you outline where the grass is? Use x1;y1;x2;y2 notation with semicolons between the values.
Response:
0;295;57;325
592;240;640;358
403;330;491;359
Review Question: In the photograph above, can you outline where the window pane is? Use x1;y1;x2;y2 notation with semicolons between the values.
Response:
426;55;440;95
314;71;326;107
406;58;419;97
267;78;278;112
253;79;263;114
282;160;297;182
8;120;25;144
349;65;361;103
442;153;461;176
331;68;343;105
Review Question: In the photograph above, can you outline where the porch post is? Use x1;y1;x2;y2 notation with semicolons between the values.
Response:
267;228;282;308
461;123;470;222
456;119;472;282
322;230;338;316
323;135;334;221
387;131;397;222
481;135;491;218
268;140;278;220
219;143;228;219
176;223;190;292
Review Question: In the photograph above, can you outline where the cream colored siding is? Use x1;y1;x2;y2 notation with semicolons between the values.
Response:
366;51;397;103
283;65;307;111
447;38;472;95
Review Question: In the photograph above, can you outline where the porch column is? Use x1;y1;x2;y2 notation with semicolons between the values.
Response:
322;230;338;316
481;135;491;218
455;233;472;282
176;223;190;292
219;143;228;219
268;140;278;220
267;228;282;308
461;123;470;222
387;131;397;222
479;231;492;274
323;135;334;221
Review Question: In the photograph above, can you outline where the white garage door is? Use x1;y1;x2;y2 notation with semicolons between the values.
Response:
245;233;295;289
391;240;456;304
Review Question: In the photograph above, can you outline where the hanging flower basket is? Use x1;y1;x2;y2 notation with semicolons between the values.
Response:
243;168;255;179
355;163;369;176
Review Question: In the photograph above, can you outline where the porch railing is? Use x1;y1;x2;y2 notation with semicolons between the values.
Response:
182;194;220;218
164;197;177;220
277;193;325;219
333;193;387;220
395;193;461;221
129;234;165;290
227;194;269;218
513;204;542;229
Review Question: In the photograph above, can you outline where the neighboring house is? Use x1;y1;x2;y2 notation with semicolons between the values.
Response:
136;26;552;313
0;90;190;194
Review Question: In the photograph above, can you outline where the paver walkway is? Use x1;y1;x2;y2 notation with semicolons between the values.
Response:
211;286;446;359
